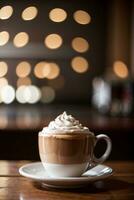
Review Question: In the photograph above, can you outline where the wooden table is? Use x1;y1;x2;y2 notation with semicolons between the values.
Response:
0;161;134;200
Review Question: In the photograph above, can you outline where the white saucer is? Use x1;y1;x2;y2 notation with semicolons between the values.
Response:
19;162;113;189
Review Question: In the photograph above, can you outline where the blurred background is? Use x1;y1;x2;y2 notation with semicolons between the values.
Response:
0;0;133;160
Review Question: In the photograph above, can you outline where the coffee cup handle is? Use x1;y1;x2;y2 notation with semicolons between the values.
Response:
93;134;112;165
86;134;112;170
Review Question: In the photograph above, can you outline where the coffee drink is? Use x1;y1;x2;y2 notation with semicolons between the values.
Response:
39;112;112;177
39;133;95;164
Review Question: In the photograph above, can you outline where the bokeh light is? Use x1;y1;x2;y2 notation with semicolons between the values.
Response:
0;78;8;103
71;57;89;73
16;86;27;103
16;61;31;77
34;62;60;79
25;85;41;104
17;77;32;87
0;72;9;103
1;85;15;104
44;34;63;49
13;32;29;47
34;61;50;79
46;63;60;79
0;61;8;77
0;78;8;87
113;61;129;78
72;37;89;53
22;6;38;21
0;31;10;46
49;8;67;22
92;78;111;112
16;85;41;104
0;94;2;103
41;86;55;103
0;5;13;20
73;10;91;25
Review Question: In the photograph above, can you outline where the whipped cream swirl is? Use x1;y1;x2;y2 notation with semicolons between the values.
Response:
41;111;90;134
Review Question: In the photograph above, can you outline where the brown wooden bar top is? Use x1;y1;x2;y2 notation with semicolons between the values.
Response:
0;161;134;200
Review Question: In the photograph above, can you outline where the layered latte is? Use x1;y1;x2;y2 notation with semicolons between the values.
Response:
38;112;96;177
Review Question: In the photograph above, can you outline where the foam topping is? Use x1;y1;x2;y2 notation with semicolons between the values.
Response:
40;111;92;135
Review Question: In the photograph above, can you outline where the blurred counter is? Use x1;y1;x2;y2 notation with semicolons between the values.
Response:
0;105;133;160
0;104;134;131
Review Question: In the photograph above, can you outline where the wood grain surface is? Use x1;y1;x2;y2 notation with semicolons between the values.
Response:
0;161;134;200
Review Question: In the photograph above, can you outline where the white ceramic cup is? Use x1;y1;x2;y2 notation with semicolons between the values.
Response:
39;133;112;178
